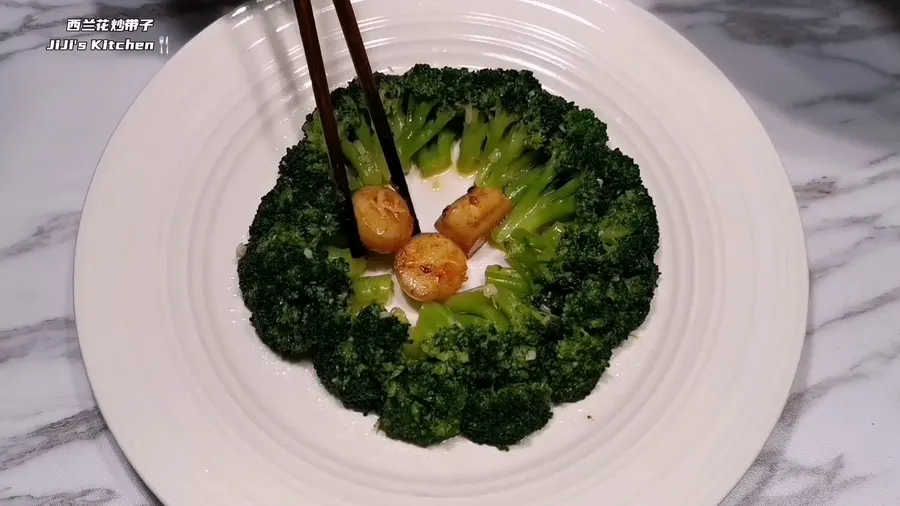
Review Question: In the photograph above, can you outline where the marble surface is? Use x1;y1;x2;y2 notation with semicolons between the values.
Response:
1;0;899;504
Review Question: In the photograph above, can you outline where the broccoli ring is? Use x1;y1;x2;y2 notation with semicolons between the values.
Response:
237;64;660;449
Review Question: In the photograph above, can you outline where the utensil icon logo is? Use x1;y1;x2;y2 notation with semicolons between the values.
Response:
159;36;169;55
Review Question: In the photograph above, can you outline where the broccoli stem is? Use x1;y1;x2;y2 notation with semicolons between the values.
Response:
391;307;410;324
410;303;459;345
379;107;412;174
476;124;528;188
414;149;435;177
403;110;457;161
415;129;456;178
505;240;545;282
504;164;553;203
372;139;390;182
340;139;374;185
492;166;557;243
340;121;388;186
492;173;582;244
481;151;537;190
482;110;518;161
349;274;394;314
502;227;564;282
387;108;406;138
397;101;435;159
450;313;489;327
445;290;510;331
403;101;434;142
486;286;548;326
347;170;363;191
541;221;567;245
405;303;458;359
327;247;367;279
508;226;563;258
457;108;489;175
485;265;531;295
354;123;390;181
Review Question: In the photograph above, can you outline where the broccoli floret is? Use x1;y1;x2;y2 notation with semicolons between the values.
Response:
542;322;615;404
589;186;660;274
461;383;553;450
457;70;559;179
304;84;391;187
312;66;466;178
550;108;611;179
375;72;408;135
422;324;545;388
249;144;344;246
396;66;466;161
378;360;469;447
562;272;658;341
314;306;410;414
487;106;615;247
375;65;466;171
237;229;351;358
539;183;659;315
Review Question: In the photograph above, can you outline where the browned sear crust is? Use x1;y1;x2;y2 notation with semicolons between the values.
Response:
394;233;468;302
435;186;512;257
352;185;415;254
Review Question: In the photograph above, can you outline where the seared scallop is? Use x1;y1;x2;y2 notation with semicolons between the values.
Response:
435;186;512;257
352;185;415;254
394;233;468;302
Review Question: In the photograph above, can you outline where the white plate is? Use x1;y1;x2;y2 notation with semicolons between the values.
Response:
74;0;809;504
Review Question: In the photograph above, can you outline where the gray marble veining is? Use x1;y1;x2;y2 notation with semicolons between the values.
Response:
1;0;899;504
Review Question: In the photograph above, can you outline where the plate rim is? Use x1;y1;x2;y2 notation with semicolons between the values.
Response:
74;0;810;504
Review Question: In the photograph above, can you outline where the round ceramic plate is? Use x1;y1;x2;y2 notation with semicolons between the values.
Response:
74;0;809;504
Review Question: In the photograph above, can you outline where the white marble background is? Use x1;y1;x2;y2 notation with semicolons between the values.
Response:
1;0;899;504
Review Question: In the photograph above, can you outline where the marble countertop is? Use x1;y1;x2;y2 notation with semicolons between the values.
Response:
2;0;899;504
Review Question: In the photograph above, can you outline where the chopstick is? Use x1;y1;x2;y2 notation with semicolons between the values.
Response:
292;0;423;259
293;0;365;257
330;0;421;236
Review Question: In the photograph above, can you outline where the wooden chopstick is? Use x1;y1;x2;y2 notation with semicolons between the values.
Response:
331;0;422;236
292;0;365;257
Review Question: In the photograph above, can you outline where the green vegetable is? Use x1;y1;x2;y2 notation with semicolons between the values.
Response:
348;274;394;315
238;65;660;451
487;285;550;327
327;247;366;279
541;322;615;404
415;129;457;178
405;302;460;359
237;226;351;358
492;168;581;244
462;383;553;450
422;324;545;389
378;360;469;447
314;306;410;414
445;290;510;331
